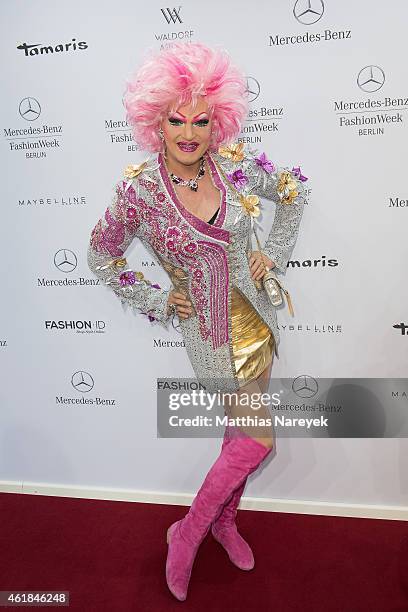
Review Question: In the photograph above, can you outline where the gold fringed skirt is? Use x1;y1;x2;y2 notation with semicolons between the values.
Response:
231;287;275;387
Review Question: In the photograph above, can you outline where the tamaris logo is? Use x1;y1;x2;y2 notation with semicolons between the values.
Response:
17;38;88;57
393;323;408;336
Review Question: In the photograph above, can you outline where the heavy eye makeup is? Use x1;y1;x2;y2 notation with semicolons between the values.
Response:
167;117;209;127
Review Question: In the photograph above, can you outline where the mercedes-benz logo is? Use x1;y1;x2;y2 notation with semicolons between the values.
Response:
71;370;94;393
293;0;324;25
245;77;260;103
19;97;41;121
54;249;78;273
292;375;318;398
357;65;385;93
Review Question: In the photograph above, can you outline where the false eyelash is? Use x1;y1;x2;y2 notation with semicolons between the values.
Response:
167;118;209;127
168;118;184;125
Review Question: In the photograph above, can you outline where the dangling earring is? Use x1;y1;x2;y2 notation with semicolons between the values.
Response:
158;127;167;158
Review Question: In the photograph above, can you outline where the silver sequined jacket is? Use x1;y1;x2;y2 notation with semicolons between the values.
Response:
87;144;309;392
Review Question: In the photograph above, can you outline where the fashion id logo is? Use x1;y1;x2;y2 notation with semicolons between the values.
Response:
45;320;106;333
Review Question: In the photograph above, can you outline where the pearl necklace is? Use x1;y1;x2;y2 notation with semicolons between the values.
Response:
169;157;205;192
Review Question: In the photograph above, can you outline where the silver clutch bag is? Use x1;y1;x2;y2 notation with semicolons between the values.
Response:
250;228;295;316
262;268;284;307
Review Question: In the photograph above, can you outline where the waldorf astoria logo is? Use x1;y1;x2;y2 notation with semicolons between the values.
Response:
4;98;63;159
161;7;183;24
269;0;352;47
241;77;284;146
155;6;194;48
17;38;88;57
333;66;406;137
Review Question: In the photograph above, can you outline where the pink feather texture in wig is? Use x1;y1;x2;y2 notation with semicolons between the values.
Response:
122;42;249;153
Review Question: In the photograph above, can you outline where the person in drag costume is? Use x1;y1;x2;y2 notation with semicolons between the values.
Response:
87;41;309;601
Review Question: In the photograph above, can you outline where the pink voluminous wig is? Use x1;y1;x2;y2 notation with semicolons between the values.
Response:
122;42;248;153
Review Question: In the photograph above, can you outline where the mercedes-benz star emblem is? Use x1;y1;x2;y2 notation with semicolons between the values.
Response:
71;371;94;393
294;0;324;25
357;65;385;93
292;375;319;398
54;249;78;273
245;77;260;103
19;97;41;121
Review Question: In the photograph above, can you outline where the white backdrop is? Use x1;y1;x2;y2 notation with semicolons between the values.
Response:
1;0;408;513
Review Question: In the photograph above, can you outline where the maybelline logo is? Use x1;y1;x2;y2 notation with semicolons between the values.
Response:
239;77;283;145
37;249;99;287
156;6;194;47
333;66;406;137
55;370;117;405
4;97;63;158
393;323;408;336
17;38;88;57
18;195;86;207
269;0;351;46
279;323;342;334
45;320;106;333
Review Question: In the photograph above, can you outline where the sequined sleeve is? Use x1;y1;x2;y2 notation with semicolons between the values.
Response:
243;151;309;276
87;179;173;327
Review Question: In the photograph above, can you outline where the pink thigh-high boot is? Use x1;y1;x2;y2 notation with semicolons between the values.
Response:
211;425;256;570
166;435;272;601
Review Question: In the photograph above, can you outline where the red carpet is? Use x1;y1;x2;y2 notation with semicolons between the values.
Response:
0;492;407;611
